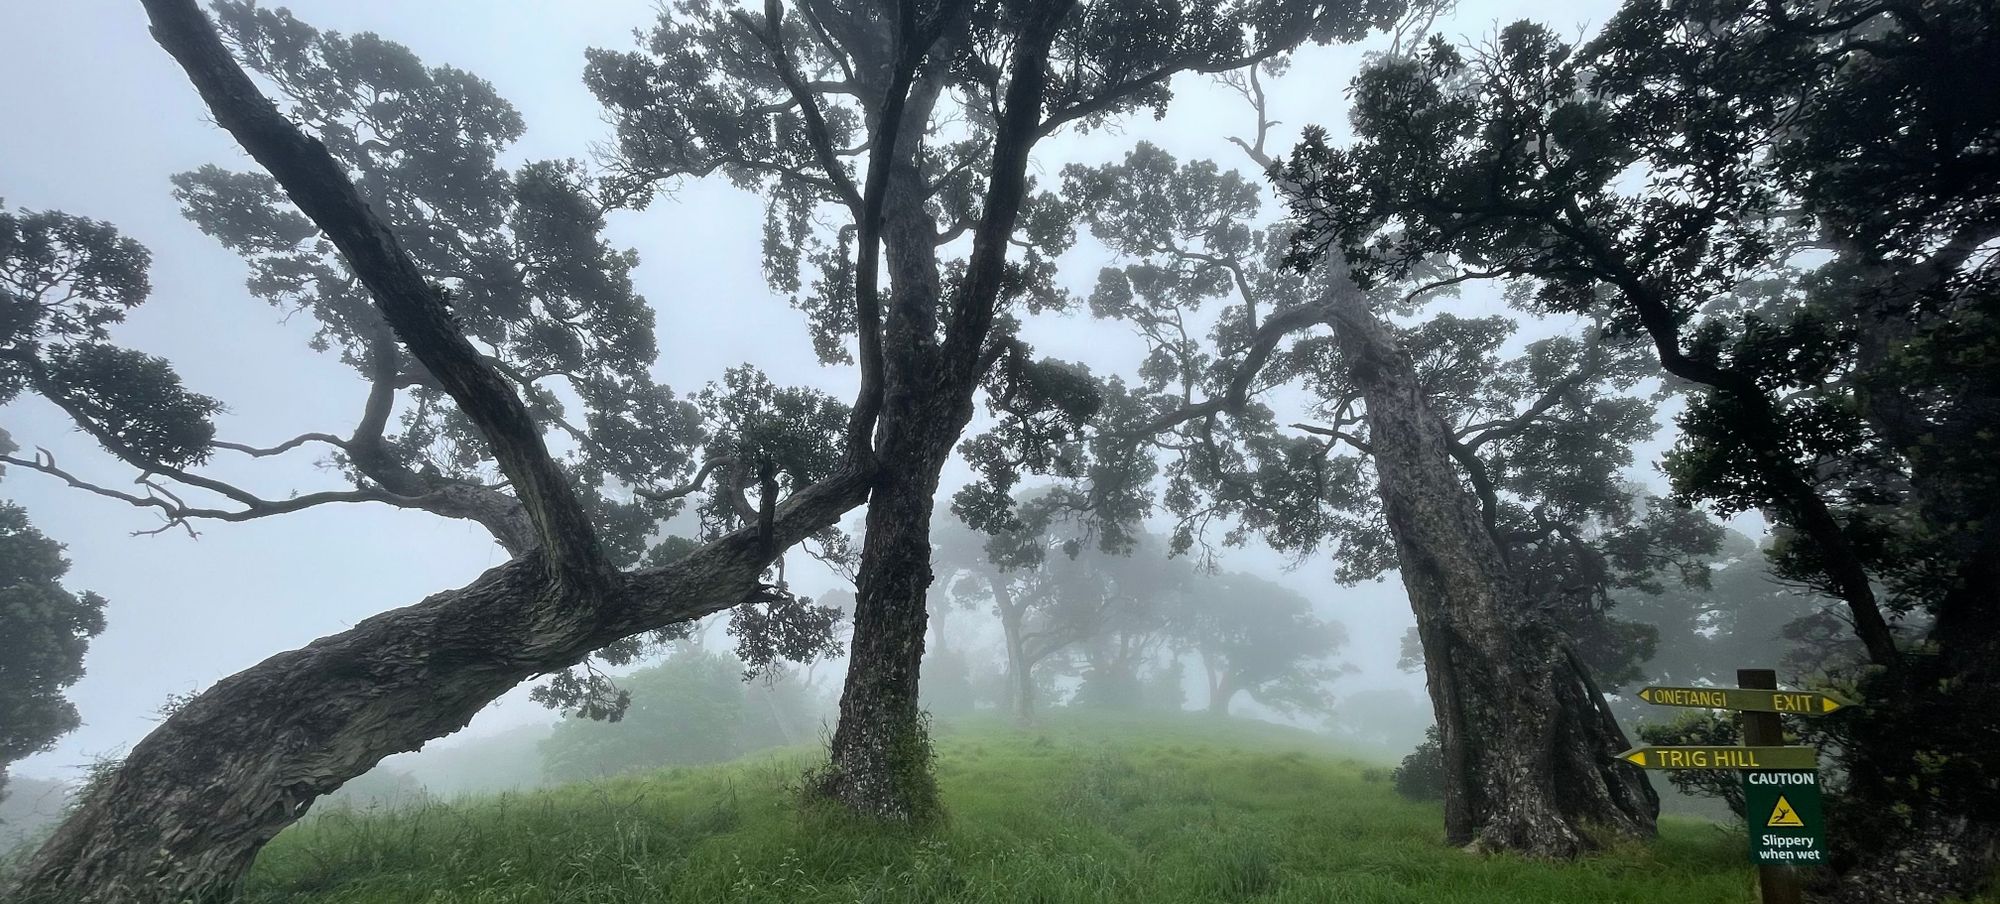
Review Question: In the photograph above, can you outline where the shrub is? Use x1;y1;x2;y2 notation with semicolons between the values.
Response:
1636;713;1746;817
1392;726;1446;801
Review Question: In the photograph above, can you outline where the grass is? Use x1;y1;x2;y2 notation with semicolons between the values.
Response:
244;712;1765;903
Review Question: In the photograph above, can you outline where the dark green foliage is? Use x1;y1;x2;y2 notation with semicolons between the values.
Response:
38;345;220;468
727;595;844;678
0;500;106;794
172;1;703;553
1635;714;1746;818
1391;726;1443;802
0;205;149;344
0;205;219;469
1279;0;1999;637
539;651;823;782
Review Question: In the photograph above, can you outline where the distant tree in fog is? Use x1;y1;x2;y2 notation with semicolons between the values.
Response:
1172;571;1347;716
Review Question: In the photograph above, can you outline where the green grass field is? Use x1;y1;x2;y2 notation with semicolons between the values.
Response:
243;713;1771;903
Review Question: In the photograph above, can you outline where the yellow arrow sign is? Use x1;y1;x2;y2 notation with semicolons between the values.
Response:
1635;685;1853;715
1615;745;1819;770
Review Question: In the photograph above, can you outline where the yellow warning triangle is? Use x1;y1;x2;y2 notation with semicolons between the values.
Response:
1767;796;1805;828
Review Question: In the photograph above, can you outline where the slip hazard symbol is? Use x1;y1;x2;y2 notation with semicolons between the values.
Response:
1767;796;1805;828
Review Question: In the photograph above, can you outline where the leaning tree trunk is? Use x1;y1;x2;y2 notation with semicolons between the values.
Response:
1;473;871;904
1328;293;1656;857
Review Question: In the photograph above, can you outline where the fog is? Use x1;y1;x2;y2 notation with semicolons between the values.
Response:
4;0;1659;791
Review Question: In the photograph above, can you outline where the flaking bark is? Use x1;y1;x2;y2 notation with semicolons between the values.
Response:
1326;290;1657;856
2;465;871;904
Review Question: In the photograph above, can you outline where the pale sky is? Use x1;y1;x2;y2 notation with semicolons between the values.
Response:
0;0;1629;780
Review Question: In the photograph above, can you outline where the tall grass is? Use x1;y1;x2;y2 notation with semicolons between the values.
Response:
244;713;1768;903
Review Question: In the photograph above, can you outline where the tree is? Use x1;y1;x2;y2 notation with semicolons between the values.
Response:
0;486;107;805
1174;571;1346;716
1;2;880;899
938;490;1183;723
978;127;1718;854
1279;5;2000;898
585;0;1420;820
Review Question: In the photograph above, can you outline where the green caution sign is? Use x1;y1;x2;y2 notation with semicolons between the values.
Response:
1615;745;1819;770
1636;685;1853;715
1743;770;1826;865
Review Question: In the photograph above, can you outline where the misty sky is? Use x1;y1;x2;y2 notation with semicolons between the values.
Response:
0;0;1638;780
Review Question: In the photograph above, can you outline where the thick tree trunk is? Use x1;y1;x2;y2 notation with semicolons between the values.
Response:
2;472;871;904
819;435;959;820
1327;293;1656;857
815;0;1070;821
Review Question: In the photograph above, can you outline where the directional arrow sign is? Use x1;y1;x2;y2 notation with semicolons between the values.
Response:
1615;745;1820;770
1635;685;1853;715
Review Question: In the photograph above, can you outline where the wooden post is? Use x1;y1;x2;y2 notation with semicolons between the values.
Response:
1740;668;1805;904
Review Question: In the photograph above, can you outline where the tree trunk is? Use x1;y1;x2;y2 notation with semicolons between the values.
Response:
1208;668;1236;716
819;433;959;821
995;586;1035;726
815;0;1070;821
1818;561;2000;904
1327;292;1656;857
1;471;872;904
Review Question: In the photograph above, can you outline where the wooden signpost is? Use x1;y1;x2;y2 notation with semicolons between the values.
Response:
1621;668;1850;904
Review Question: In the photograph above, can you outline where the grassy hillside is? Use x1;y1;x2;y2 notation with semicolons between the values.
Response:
246;713;1764;903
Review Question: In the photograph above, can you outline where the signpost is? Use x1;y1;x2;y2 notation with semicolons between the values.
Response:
1614;745;1819;770
1623;668;1852;904
1635;686;1852;715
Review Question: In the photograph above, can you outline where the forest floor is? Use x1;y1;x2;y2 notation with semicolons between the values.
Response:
244;712;1774;903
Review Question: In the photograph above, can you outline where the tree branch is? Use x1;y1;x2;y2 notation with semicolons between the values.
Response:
731;0;865;213
143;0;605;586
939;0;1078;387
3;448;408;536
212;433;347;458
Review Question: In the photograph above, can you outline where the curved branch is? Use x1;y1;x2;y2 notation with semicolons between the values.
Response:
636;457;734;502
211;433;347;457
